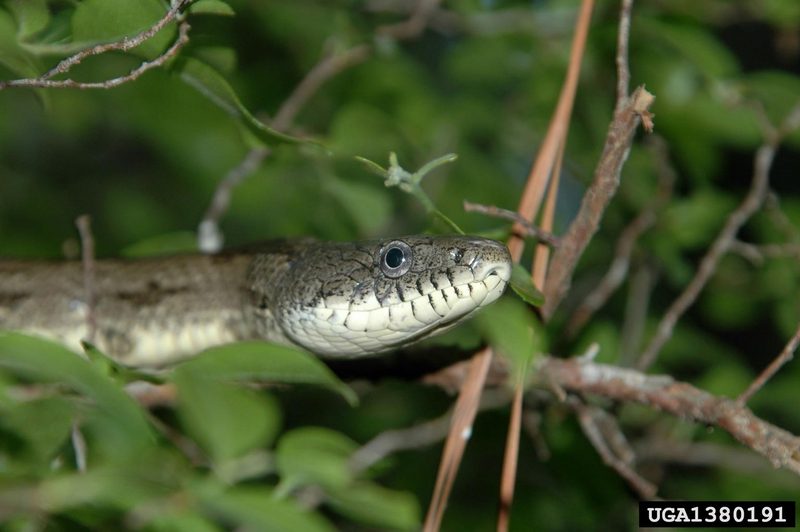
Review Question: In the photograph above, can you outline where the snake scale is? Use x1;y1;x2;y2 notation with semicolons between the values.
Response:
0;236;512;367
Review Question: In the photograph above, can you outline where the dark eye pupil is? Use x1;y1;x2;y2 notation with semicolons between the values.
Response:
385;247;405;268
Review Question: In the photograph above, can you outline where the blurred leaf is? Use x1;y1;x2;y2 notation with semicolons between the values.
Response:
476;296;541;379
662;190;737;250
0;333;153;454
641;19;739;80
194;483;334;532
327;482;420;531
7;0;50;41
509;264;545;307
743;71;800;129
174;341;357;405
120;231;198;258
146;513;221;532
177;58;307;147
275;427;357;491
71;0;174;59
323;174;392;235
0;10;41;77
188;0;235;17
174;369;280;463
0;396;74;463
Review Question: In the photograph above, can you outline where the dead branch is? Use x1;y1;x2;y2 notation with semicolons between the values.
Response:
0;1;191;90
567;136;675;337
538;356;800;476
462;200;560;247
737;322;800;406
636;137;778;370
572;400;658;498
542;86;654;319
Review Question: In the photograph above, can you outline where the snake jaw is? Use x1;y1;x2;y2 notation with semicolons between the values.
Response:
277;235;512;358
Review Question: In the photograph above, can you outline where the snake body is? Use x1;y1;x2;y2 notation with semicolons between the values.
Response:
0;236;512;366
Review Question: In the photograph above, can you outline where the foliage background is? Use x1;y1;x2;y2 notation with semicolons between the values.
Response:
1;0;800;530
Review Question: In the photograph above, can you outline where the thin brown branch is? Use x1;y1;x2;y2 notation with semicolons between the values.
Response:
572;401;658;499
636;140;776;370
378;0;442;39
349;388;510;474
462;200;560;247
0;2;191;90
538;356;800;476
730;240;800;265
567;138;674;337
542;86;654;320
75;215;96;345
198;44;371;252
272;44;372;131
615;0;634;104
737;322;800;406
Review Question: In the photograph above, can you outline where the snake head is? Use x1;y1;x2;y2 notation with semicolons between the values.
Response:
274;235;512;357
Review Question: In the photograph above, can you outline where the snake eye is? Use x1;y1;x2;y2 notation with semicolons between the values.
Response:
379;240;412;278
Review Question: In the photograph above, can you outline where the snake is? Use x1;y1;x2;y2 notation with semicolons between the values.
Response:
0;235;512;367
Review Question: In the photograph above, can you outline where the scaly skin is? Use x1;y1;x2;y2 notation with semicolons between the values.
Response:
0;236;511;367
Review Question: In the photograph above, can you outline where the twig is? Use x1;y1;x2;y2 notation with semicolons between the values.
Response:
737;322;800;406
198;148;269;253
198;44;371;252
572;401;658;498
538;356;800;476
730;240;800;265
272;44;371;131
636;140;777;370
615;0;634;104
349;388;510;474
462;200;560;247
0;2;191;90
542;86;654;319
566;137;674;337
378;0;442;39
75;215;96;345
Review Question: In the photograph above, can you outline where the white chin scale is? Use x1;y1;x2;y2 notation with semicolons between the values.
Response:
283;272;508;358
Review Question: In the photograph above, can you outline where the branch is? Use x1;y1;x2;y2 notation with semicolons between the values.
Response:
566;136;675;337
462;200;560;247
636;137;779;370
542;86;654;319
0;1;191;90
538;356;800;476
737;322;800;406
572;400;658;498
197;43;371;252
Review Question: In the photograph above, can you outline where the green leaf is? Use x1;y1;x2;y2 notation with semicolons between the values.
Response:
0;333;153;454
275;427;357;491
188;0;236;17
327;482;420;531
509;264;545;307
173;341;357;405
7;0;50;41
120;231;198;258
476;296;541;378
177;58;307;147
71;0;175;59
194;483;334;532
0;396;74;463
0;10;41;77
174;369;280;463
